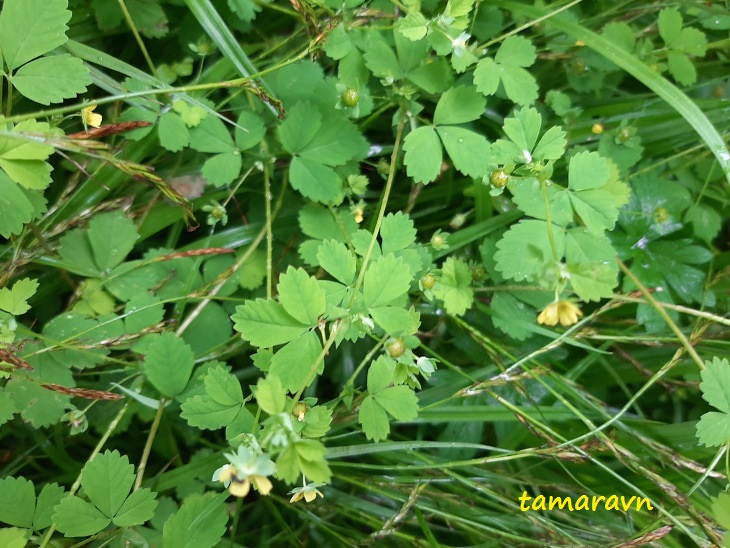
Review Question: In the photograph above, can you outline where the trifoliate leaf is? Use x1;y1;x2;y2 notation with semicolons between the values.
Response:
433;86;485;125
431;257;473;315
277;102;321;154
403;126;442;184
436;126;489;178
232;299;310;347
113;488;158;527
363;255;412;308
0;278;38;315
317;240;357;285
143;332;195;397
81;450;136;517
11;55;91;105
474;36;538;105
374;385;418;421
0;0;71;70
172;99;208;127
269;331;323;393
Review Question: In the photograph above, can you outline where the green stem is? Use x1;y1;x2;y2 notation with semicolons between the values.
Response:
134;398;166;491
117;0;159;79
540;179;560;263
348;113;406;307
39;403;129;548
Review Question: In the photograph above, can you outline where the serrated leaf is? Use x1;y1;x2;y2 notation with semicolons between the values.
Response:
0;527;29;548
0;392;16;426
658;8;682;43
52;496;110;537
6;377;69;427
363;255;412;308
300;111;368;166
269;331;322;393
700;357;730;413
278;102;321;154
0;0;71;70
403;126;442;184
568;262;616;301
289;156;341;203
88;211;139;272
431;257;473;315
202;151;242;187
162;493;228;548
143;332;195;397
568;151;611;190
113;488;157;527
359;395;390;441
489;293;535;340
503;106;541;153
568;188;617;234
437;126;489;178
205;365;243;407
34;482;65;530
317;240;356;285
0;476;35;528
696;411;730;447
12;55;91;105
380;212;417;255
181;395;240;430
232;299;310;347
255;374;286;414
189;115;235;153
433;86;485;125
370;306;420;336
397;12;429;41
228;0;261;22
277;267;327;325
81;450;135;517
0;171;35;237
494;220;565;282
495;35;536;67
667;51;696;86
159;111;190;152
235;110;266;150
363;32;402;80
532;126;567;161
374;385;418;421
0;278;38;315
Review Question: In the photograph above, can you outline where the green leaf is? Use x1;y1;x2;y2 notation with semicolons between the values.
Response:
489;293;535;340
696;412;730;447
81;450;135;517
112;488;157;527
88;211;139;273
143;332;195;398
181;394;241;430
6;377;69;427
162;493;228;548
565;228;617;301
159;112;190;152
397;13;429;41
289;156;341;203
52;496;110;537
277;267;327;325
667;51;696;86
363;32;403;80
0;528;29;548
235;110;266;150
494;220;565;282
700;357;730;413
403;126;442;184
495;35;536;67
436;126;489;178
369;306;420;336
363;255;412;308
359;396;389;441
232;299;310;347
317;240;356;285
255;374;287;414
0;477;35;528
228;0;261;22
381;212;417;255
367;355;395;394
204;365;244;407
0;0;71;70
503;106;541;154
658;8;682;43
202;151;242;187
0;171;34;237
277;102;321;154
33;483;65;530
299;110;368;166
11;55;91;105
433;86;485;126
568;151;611;190
531;126;566;162
374;385;418;421
269;331;323;393
0;278;38;315
189;115;235;153
431;257;473;315
474;36;538;105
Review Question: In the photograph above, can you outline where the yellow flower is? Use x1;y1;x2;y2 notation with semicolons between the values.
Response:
82;105;102;128
212;447;276;498
289;482;324;503
537;300;583;327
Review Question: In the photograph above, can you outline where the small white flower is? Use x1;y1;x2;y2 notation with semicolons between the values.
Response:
451;33;470;57
522;149;533;163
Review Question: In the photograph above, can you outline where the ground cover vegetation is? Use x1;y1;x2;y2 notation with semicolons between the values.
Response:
0;0;729;545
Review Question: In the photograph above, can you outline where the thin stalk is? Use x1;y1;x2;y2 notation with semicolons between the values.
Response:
134;398;166;491
117;0;159;79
